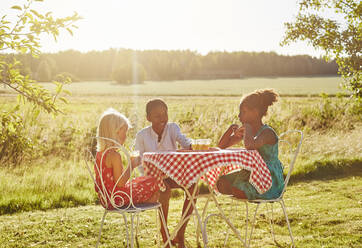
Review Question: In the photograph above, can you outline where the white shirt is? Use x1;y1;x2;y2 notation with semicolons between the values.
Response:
135;123;191;174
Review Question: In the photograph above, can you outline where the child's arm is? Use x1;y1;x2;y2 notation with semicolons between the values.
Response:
134;132;145;158
110;150;138;188
218;124;244;149
243;124;277;150
174;123;192;149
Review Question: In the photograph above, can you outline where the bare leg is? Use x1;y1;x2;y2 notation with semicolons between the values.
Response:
217;177;233;195
159;182;172;246
231;187;247;199
145;190;160;203
217;177;247;199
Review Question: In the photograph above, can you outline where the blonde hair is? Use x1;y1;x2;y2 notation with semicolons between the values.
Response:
96;108;132;152
240;89;279;117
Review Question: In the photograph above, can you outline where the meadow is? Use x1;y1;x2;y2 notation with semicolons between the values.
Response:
0;77;361;247
0;76;343;97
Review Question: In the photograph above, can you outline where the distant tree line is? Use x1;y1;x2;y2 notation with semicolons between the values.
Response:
10;49;338;83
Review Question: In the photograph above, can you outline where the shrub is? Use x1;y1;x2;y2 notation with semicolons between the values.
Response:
54;72;80;82
112;63;146;84
0;108;33;166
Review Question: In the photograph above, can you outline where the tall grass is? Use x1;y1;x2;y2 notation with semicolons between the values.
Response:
0;158;96;215
0;89;361;214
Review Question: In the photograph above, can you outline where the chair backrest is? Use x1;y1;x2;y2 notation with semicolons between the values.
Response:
278;130;303;197
84;136;136;210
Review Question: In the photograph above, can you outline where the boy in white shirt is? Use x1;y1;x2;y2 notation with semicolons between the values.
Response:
135;98;195;248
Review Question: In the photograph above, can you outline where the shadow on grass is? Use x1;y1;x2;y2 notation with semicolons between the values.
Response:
0;192;95;215
289;158;362;184
1;159;360;215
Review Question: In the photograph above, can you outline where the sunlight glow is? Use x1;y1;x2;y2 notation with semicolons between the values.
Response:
0;0;338;57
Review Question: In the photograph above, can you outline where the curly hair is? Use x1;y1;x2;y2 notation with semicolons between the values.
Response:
240;89;279;117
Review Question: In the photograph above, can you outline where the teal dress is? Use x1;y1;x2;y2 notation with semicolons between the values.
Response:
221;124;285;200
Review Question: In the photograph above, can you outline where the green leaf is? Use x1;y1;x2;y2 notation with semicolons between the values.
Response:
63;89;71;96
59;97;68;103
8;122;16;133
66;28;73;36
11;5;22;11
30;9;42;18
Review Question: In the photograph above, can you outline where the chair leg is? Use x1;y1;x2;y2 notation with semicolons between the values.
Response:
203;213;221;247
158;207;171;248
266;203;276;243
155;209;159;247
223;199;233;246
135;213;140;242
96;210;108;248
196;196;211;248
248;203;260;248
122;214;130;248
280;200;295;248
204;196;245;247
130;214;135;248
223;198;240;246
244;202;248;247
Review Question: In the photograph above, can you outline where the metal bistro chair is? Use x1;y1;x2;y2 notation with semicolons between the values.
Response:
225;130;303;247
84;137;170;248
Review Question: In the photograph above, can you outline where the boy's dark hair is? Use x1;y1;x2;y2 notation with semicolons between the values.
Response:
146;98;168;116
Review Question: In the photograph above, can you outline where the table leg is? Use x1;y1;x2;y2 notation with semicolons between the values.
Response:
162;182;202;248
183;183;205;245
203;170;247;248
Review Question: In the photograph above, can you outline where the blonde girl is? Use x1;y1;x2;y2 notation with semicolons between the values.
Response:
95;108;159;207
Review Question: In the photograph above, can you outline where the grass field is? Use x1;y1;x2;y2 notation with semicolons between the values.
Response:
1;76;344;97
0;176;361;248
0;77;361;247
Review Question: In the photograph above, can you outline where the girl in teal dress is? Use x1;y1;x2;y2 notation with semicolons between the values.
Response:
217;89;284;200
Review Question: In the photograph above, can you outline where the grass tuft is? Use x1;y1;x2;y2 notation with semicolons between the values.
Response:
291;158;362;183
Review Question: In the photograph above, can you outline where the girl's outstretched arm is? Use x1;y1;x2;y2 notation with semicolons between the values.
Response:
243;124;276;150
218;124;244;149
111;151;139;188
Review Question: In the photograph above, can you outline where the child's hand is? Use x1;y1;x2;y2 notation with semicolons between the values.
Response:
228;124;239;134
130;156;141;169
234;126;245;138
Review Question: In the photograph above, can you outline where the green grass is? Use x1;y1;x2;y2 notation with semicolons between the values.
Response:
0;94;361;215
0;158;96;215
0;78;361;247
0;176;361;247
0;76;344;97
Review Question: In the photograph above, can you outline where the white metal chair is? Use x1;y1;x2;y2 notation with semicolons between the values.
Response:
204;130;303;247
84;136;170;248
230;130;303;247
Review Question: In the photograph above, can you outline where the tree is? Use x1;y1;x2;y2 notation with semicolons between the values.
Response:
0;0;80;166
281;0;361;98
36;59;52;81
112;63;146;84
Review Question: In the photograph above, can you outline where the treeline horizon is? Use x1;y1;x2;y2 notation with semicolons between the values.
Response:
11;48;338;83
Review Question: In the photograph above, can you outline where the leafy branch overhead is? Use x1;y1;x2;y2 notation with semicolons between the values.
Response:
0;0;80;113
281;0;361;98
0;0;80;166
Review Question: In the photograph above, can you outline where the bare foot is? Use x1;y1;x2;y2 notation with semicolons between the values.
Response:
171;236;186;248
160;228;171;248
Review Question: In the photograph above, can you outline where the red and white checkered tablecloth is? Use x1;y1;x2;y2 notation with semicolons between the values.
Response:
142;148;272;194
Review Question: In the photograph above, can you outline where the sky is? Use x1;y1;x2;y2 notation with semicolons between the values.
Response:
1;0;331;57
